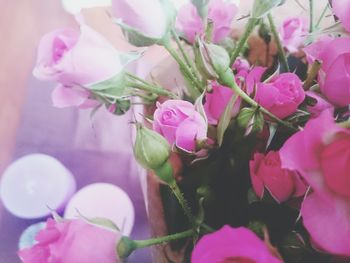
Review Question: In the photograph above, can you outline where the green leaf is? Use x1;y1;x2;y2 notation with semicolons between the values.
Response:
217;94;239;146
77;210;120;232
88;72;131;100
252;0;282;18
195;91;209;127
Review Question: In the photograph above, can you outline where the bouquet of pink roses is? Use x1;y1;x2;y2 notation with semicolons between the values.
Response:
19;0;350;262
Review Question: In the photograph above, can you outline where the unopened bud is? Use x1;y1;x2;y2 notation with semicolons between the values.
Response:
195;38;231;80
237;107;264;135
134;124;170;170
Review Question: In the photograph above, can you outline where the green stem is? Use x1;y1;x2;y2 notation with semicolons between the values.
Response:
230;18;258;64
162;38;202;96
267;13;290;72
171;29;201;83
134;229;194;249
309;0;314;33
219;69;298;131
169;182;196;228
315;3;329;29
126;73;178;99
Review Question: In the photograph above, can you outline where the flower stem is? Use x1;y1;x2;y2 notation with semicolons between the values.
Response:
230;18;258;65
133;229;194;249
309;0;314;33
315;2;329;29
126;73;178;99
169;182;197;228
171;29;202;83
162;38;202;97
339;119;350;129
303;60;321;90
267;13;290;72
219;69;298;131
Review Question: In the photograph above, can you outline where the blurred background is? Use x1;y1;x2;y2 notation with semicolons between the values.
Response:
0;0;330;262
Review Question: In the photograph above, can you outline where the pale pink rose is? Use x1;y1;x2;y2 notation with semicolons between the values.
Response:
191;225;282;263
18;219;121;263
332;0;350;33
52;85;100;109
304;37;350;107
112;0;167;39
176;0;238;43
33;25;124;86
153;100;207;152
255;73;305;119
306;91;333;118
279;17;308;53
204;82;240;125
250;151;307;203
280;110;350;256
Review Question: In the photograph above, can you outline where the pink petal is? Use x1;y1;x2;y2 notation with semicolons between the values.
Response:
175;113;207;152
332;0;350;33
191;226;282;263
301;192;350;256
51;85;90;108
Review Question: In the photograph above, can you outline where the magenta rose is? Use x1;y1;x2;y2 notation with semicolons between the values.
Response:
332;0;350;33
306;91;333;118
280;110;350;256
18;219;121;263
153;100;207;152
250;151;307;203
191;225;282;263
304;37;350;107
204;82;241;125
255;73;305;119
176;0;238;43
279;17;308;53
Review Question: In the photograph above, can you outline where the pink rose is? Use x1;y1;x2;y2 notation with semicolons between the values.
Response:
280;110;350;256
191;225;282;263
18;219;121;263
33;25;124;86
279;17;308;53
306;91;333;118
250;151;307;203
332;0;350;33
255;73;305;119
112;0;167;39
153;100;207;152
304;37;350;107
204;82;240;125
33;23;127;109
176;0;238;43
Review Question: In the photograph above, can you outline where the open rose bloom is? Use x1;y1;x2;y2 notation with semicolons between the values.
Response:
26;0;350;262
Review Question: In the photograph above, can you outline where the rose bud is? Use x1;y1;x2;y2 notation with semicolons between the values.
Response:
153;100;207;153
304;37;350;107
194;39;231;80
237;107;264;135
249;151;307;203
255;73;305;119
176;0;238;44
278;17;308;53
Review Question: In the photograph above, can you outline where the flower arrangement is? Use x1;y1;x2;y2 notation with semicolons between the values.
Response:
19;0;350;262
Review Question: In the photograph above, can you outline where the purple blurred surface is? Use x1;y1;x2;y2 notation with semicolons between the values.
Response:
0;77;151;263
